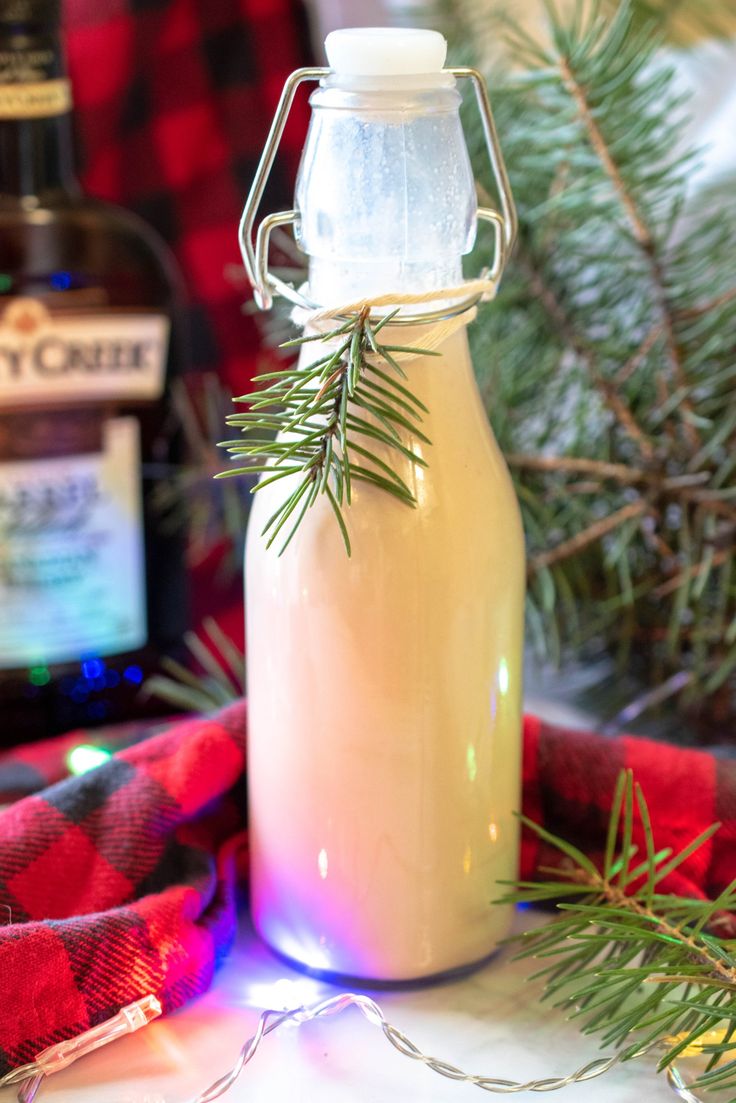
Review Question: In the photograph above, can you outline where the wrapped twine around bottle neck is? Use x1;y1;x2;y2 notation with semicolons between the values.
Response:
292;277;497;361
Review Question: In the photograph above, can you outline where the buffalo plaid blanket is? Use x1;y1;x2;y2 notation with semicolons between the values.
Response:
0;702;733;1075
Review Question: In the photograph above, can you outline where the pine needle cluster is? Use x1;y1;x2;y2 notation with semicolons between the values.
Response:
217;308;431;555
503;769;736;1097
447;0;736;724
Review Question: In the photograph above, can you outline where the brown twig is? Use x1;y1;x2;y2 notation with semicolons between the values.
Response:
530;499;648;572
653;548;730;599
509;455;711;496
560;861;736;985
677;286;736;321
604;883;736;986
639;513;675;561
507;454;643;483
614;325;664;385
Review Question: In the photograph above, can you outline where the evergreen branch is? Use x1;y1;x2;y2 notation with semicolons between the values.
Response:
517;248;657;460
452;0;736;722
501;770;736;1092
531;499;648;572
557;52;699;448
218;308;432;555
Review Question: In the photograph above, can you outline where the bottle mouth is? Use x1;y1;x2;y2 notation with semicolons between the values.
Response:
324;27;450;87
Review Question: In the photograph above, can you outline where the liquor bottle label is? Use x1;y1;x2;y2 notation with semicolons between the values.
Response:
0;35;71;118
0;77;71;118
0;417;147;667
0;299;170;406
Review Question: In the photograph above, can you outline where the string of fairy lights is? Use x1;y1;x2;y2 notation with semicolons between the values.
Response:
0;989;708;1102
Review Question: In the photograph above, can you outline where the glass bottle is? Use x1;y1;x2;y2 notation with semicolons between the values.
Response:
244;28;524;981
0;0;187;740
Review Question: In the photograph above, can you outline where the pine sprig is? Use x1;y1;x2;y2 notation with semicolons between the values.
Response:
450;0;736;723
217;308;433;555
501;770;736;1095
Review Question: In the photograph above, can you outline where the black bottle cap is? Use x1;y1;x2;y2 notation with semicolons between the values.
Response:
0;0;61;27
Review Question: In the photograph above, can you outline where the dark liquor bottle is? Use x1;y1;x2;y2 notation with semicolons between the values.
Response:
0;0;188;741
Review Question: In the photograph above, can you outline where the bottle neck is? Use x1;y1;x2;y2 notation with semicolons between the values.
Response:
307;257;466;308
0;23;78;199
296;79;476;309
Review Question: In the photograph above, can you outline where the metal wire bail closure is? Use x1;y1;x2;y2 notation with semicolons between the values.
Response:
239;65;518;315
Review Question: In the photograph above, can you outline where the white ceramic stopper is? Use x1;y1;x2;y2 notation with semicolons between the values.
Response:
325;27;448;77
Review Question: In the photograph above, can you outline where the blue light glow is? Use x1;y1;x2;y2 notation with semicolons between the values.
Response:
124;665;143;684
81;658;105;680
50;271;72;291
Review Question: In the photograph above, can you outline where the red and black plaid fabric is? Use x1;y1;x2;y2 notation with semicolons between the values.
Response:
60;0;313;642
64;0;311;396
1;703;734;1075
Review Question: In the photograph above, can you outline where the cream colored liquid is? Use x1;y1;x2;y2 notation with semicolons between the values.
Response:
245;324;525;981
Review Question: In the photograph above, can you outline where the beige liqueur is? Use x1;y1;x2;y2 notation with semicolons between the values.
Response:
245;323;525;981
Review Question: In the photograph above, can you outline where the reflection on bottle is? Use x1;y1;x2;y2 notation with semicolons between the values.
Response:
318;848;329;880
498;657;510;696
466;743;477;782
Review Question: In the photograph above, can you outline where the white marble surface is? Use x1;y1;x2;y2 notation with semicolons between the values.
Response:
7;909;679;1103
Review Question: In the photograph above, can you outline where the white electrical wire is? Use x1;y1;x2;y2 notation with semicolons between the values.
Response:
182;993;662;1102
0;991;705;1102
667;1064;710;1103
0;996;162;1101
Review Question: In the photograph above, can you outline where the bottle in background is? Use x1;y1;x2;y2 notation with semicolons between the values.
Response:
0;0;188;741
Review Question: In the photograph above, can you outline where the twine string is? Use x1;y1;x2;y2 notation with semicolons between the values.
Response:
291;277;497;361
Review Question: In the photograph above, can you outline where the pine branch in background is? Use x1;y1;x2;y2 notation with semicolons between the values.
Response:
143;618;244;712
151;374;252;575
218;309;433;556
500;770;736;1096
444;0;736;726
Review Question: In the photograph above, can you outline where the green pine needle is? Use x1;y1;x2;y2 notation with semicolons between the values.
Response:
501;769;736;1095
218;307;432;555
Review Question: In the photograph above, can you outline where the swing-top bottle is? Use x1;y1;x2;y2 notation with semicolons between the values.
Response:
244;27;525;981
